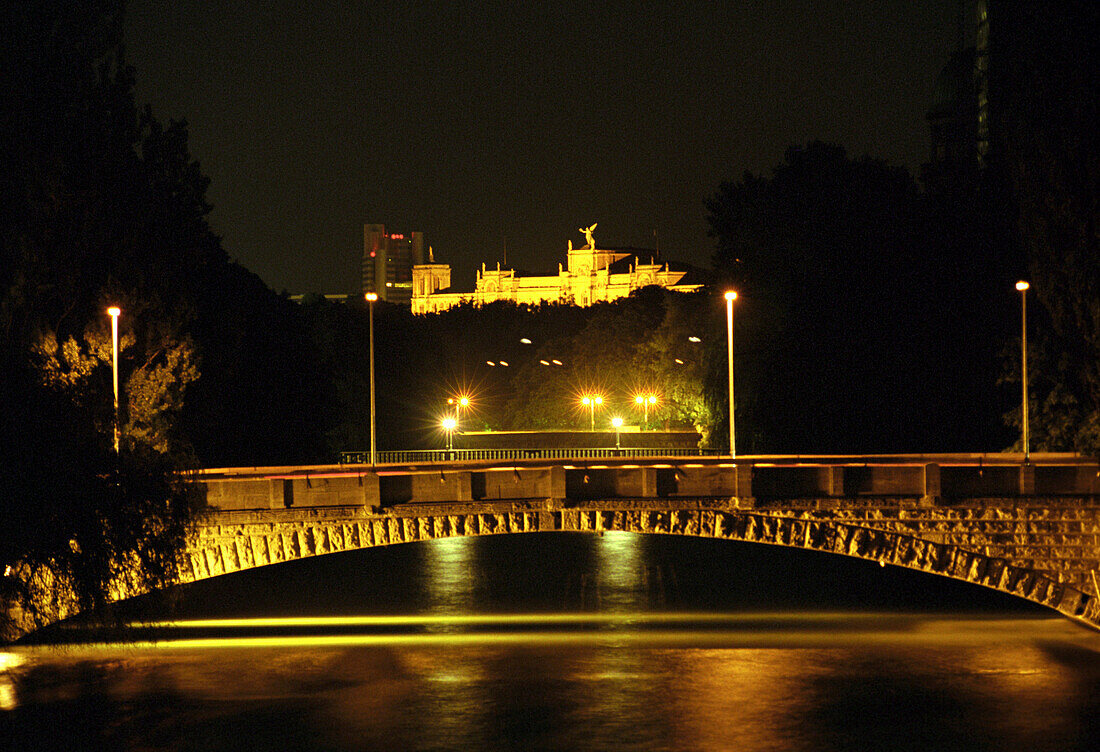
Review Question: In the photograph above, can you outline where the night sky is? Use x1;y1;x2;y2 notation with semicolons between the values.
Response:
124;0;963;295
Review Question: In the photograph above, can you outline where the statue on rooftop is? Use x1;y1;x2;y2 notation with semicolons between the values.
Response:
578;223;597;249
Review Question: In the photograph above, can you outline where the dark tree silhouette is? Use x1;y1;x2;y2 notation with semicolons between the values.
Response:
707;142;1014;453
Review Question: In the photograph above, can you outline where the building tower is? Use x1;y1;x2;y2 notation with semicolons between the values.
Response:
362;224;425;304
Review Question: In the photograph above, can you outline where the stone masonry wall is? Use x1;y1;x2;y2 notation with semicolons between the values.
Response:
186;497;1100;630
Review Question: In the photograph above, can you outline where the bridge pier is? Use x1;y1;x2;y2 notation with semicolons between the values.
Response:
920;463;941;507
1019;464;1036;495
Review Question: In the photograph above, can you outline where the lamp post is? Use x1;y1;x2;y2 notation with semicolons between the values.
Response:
1016;281;1030;463
724;290;737;458
107;306;121;453
365;292;378;465
611;416;623;450
634;394;657;429
581;394;603;431
441;416;457;451
447;395;471;437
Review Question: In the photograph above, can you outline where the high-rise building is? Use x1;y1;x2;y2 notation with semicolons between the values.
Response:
362;224;425;304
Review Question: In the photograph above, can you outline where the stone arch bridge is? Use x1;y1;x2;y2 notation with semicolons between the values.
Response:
192;454;1100;630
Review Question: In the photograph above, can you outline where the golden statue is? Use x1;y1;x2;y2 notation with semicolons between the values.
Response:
578;223;597;249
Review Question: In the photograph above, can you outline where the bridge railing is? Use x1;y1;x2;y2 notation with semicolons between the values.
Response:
339;447;724;464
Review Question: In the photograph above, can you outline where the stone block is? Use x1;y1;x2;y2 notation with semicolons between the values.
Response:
411;470;472;503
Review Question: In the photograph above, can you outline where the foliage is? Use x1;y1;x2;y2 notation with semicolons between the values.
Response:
0;0;287;638
706;141;1016;452
992;1;1100;454
302;291;715;453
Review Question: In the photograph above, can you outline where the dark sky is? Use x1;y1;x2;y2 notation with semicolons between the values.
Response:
124;0;962;295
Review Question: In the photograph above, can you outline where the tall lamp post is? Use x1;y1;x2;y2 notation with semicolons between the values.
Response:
1016;281;1030;463
365;292;378;465
107;306;121;453
581;394;603;431
634;394;657;429
724;291;737;458
441;416;457;451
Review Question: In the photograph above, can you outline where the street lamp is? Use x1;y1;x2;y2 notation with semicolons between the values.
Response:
581;394;603;431
724;291;737;457
447;395;471;433
633;393;658;429
107;306;121;453
365;292;378;465
1016;281;1030;463
611;416;623;450
441;416;457;451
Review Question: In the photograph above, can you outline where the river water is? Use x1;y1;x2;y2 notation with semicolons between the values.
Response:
3;532;1100;751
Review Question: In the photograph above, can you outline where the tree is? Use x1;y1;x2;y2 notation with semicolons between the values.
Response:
706;142;1011;452
992;1;1100;453
0;1;210;638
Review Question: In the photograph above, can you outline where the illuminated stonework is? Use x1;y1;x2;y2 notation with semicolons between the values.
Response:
411;226;703;314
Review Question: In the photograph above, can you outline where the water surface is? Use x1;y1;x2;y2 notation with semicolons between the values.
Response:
4;533;1098;751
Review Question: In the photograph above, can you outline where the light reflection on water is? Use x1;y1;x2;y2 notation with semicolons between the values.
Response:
3;619;1100;752
4;532;1100;750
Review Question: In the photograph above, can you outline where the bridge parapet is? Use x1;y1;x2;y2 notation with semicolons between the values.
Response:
196;456;1099;511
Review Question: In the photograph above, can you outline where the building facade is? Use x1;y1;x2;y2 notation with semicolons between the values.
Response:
411;232;702;314
362;224;426;304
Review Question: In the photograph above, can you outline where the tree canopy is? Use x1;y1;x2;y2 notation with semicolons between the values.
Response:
0;1;331;638
706;142;1015;452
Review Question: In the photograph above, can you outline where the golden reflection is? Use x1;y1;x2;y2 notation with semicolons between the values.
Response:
0;652;25;710
667;649;825;750
422;536;476;615
595;532;644;611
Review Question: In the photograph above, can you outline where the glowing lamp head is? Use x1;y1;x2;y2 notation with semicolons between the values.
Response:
441;417;457;431
582;396;591;406
648;395;657;404
724;290;738;302
594;395;603;405
107;306;121;317
611;417;623;428
458;396;470;407
365;292;378;302
1015;281;1030;292
635;395;644;404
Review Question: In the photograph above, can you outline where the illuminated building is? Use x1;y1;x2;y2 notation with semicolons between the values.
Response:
362;223;426;304
411;225;703;314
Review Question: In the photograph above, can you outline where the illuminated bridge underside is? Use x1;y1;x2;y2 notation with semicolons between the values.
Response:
188;498;1100;630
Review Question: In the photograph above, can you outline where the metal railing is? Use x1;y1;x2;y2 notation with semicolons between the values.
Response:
339;447;722;465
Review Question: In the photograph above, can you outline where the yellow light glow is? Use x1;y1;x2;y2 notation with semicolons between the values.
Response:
582;396;591;405
106;306;121;317
612;417;623;428
458;396;470;407
635;395;644;404
441;417;456;431
594;395;603;405
365;292;378;302
1016;281;1030;291
724;290;738;301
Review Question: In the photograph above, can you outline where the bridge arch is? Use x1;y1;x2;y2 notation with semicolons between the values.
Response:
186;505;1100;630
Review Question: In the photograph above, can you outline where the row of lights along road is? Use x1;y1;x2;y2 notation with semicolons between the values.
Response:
99;284;1036;465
